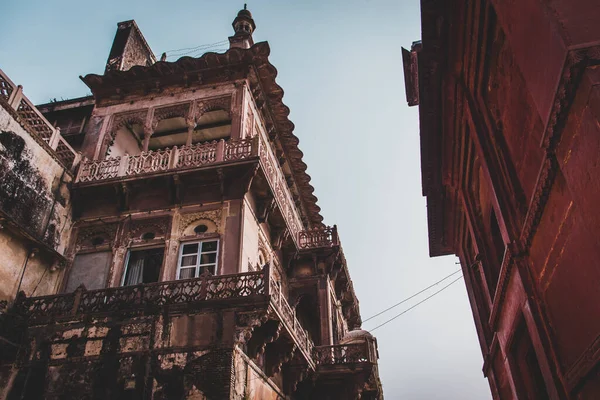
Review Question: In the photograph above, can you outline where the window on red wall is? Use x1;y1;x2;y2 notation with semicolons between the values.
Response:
488;208;505;294
510;321;549;399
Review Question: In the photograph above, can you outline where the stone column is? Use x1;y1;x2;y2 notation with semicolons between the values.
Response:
222;200;243;275
162;212;181;281
318;276;333;346
229;85;246;140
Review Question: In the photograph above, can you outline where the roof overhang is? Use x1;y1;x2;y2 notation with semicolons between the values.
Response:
403;0;453;257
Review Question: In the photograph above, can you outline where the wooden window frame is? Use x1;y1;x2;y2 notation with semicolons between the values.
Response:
176;239;220;279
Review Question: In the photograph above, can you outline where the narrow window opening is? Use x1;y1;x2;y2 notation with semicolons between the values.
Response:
123;248;164;286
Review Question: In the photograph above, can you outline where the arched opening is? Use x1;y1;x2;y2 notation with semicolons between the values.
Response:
108;120;144;157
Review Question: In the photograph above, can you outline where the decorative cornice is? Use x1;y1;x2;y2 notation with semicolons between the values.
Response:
520;155;558;251
541;45;600;152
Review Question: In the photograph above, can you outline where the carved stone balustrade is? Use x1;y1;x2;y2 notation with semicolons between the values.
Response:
267;265;315;367
14;264;315;369
0;68;80;170
15;270;266;323
257;132;305;248
76;137;258;183
314;341;376;367
298;225;339;250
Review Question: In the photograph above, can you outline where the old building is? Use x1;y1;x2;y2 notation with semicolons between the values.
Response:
404;0;600;399
0;8;383;399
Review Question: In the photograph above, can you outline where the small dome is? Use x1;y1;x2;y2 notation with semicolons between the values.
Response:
237;9;253;19
341;329;373;344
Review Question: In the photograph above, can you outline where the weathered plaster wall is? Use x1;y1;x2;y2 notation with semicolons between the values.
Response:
7;312;238;399
232;348;284;400
0;106;72;301
241;195;260;273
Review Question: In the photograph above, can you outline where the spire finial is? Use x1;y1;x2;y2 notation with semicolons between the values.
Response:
229;5;256;49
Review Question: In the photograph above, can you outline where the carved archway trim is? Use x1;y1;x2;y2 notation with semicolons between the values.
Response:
194;95;233;121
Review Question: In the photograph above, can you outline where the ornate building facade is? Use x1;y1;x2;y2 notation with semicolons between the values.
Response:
404;0;600;399
0;9;383;399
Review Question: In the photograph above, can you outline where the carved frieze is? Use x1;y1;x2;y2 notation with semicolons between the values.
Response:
179;209;222;235
75;223;119;250
128;216;171;242
152;103;191;126
195;96;232;120
102;110;148;156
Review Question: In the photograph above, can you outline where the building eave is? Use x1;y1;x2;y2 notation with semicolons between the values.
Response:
405;0;453;257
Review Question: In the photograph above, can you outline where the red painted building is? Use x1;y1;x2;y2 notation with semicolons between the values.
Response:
404;0;600;398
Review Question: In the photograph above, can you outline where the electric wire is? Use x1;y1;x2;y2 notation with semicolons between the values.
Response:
164;40;229;59
362;269;462;323
368;275;463;332
165;40;228;54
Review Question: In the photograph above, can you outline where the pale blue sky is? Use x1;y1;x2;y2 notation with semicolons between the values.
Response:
1;1;491;398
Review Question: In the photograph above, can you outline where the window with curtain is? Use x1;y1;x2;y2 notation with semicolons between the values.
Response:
177;240;219;279
122;248;164;286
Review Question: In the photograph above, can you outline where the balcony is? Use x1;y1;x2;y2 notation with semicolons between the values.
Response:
13;265;315;369
76;137;257;183
314;341;377;367
0;69;80;171
298;225;339;250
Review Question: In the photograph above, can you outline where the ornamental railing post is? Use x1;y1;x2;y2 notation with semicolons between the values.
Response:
332;225;339;246
118;154;129;177
8;84;23;109
251;135;259;157
264;262;271;296
216;139;225;162
199;270;209;300
75;156;88;183
169;146;179;169
72;284;86;316
48;127;61;150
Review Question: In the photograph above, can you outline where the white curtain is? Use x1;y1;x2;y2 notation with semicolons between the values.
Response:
125;257;145;285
